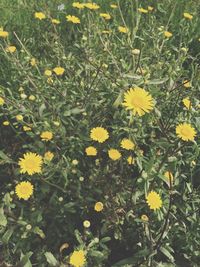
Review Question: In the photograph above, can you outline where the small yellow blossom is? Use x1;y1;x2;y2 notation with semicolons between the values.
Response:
23;126;32;131
183;80;191;88
16;115;23;121
44;69;52;76
164;31;173;38
183;12;193;20
100;13;111;20
148;6;154;11
51;19;60;24
127;156;135;165
83;220;91;228
164;171;174;186
73;2;85;9
182;97;192;109
110;4;117;9
29;95;36;101
141;214;149;222
19;152;43;175
5;46;16;53
146;191;162;210
90;127;109;143
66;15;80;24
44;151;54;162
69;250;86;267
30;58;37;66
34;12;46;20
84;3;100;10
0;30;9;38
40;131;53;141
53;67;65;75
15;181;34;200
118;26;129;33
53;121;60;126
85;146;97;156
121;139;135;150
138;8;148;14
94;202;104;212
108;149;121;161
0;97;5;105
3;121;9;126
176;123;196;141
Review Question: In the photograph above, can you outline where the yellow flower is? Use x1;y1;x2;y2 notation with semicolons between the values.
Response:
47;77;53;84
72;2;85;9
132;49;140;55
29;95;36;101
176;123;196;141
0;30;9;38
72;159;79;165
141;214;149;222
183;12;193;20
127;156;135;165
110;4;117;9
19;152;42;175
69;250;86;267
118;26;129;33
30;58;37;66
16;115;23;121
108;149;121;161
15;181;34;200
148;6;154;11
44;151;54;162
53;121;60;126
123;87;154;116
100;13;111;20
53;67;65;75
0;96;5;105
90;127;109;143
94;202;104;212
164;31;173;38
51;19;60;24
85;146;97;156
183;80;191;88
182;97;192;109
3;121;9;126
83;220;91;228
40;131;53;141
23;126;32;131
66;15;80;24
84;3;100;10
5;46;16;53
146;191;162;210
44;69;52;76
138;8;148;14
34;12;46;20
164;171;174;186
121;139;135;150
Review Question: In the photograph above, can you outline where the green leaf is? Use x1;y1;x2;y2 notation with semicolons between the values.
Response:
2;228;14;243
160;247;174;262
44;252;58;266
20;252;33;267
0;207;7;227
147;77;169;85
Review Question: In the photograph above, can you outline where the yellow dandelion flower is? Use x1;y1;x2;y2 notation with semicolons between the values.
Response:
73;2;85;9
182;97;192;109
15;181;33;200
0;96;5;105
141;214;149;222
90;127;109;143
66;15;80;24
40;131;53;141
23;126;32;131
164;31;173;38
0;30;9;38
94;202;104;212
69;250;86;267
183;12;193;20
100;13;111;20
44;69;52;76
16;115;23;121
183;80;191;88
123;87;154;116
51;19;60;24
148;6;154;11
84;3;100;10
110;4;117;9
176;123;196;141
118;26;129;33
29;95;36;101
3;121;9;126
127;156;135;165
18;152;43;175
108;149;121;161
146;191;162;210
85;146;97;156
34;12;46;20
138;8;148;14
30;58;37;66
121;139;135;150
83;220;91;228
53;67;65;75
5;46;16;53
44;151;54;162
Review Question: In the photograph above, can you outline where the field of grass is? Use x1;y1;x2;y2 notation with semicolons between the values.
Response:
0;0;200;266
